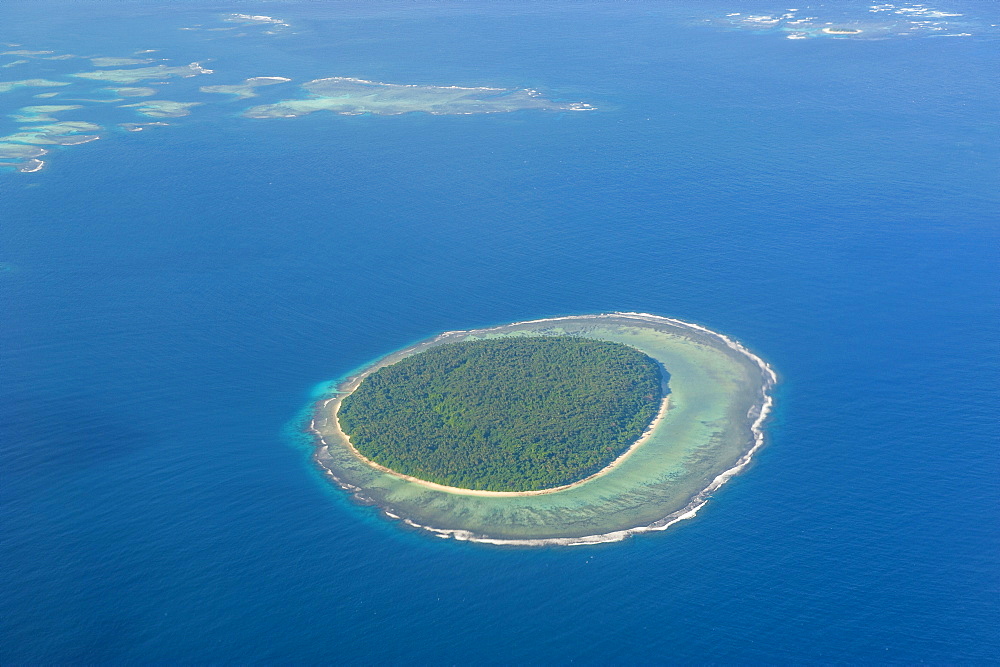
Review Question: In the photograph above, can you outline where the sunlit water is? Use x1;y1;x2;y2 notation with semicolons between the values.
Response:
3;0;998;662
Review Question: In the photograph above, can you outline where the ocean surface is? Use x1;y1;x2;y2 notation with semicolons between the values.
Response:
3;0;998;662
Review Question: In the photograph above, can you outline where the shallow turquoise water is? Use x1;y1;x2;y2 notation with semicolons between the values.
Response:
3;0;998;662
312;315;773;542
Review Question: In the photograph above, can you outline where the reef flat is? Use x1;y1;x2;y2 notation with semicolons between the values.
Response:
704;2;977;40
89;57;156;67
106;87;157;97
0;78;70;94
200;76;291;100
71;62;213;85
120;100;201;118
244;77;593;118
4;1;985;175
309;313;776;545
1;36;590;173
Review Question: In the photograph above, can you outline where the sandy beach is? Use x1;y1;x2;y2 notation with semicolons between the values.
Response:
306;313;777;544
314;391;672;498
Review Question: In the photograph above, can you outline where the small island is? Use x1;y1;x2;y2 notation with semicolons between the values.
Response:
308;314;777;545
339;336;664;492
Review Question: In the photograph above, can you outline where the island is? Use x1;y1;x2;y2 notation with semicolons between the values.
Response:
339;336;665;492
308;313;776;545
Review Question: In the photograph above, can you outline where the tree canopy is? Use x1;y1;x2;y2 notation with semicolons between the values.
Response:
338;336;663;492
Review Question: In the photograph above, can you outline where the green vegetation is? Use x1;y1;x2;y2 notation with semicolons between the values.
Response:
338;336;663;492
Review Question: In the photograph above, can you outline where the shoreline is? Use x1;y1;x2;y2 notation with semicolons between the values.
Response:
314;392;671;498
307;312;777;545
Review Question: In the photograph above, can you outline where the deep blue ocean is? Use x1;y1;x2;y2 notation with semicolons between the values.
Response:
3;0;998;662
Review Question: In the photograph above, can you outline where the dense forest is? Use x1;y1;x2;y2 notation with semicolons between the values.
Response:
339;336;663;492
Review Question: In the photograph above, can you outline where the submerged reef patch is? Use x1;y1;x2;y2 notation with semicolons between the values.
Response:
0;79;70;94
703;3;979;40
120;100;201;118
89;57;156;67
106;87;158;97
244;76;594;118
71;62;213;85
1;43;591;173
1;121;101;145
200;76;291;100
